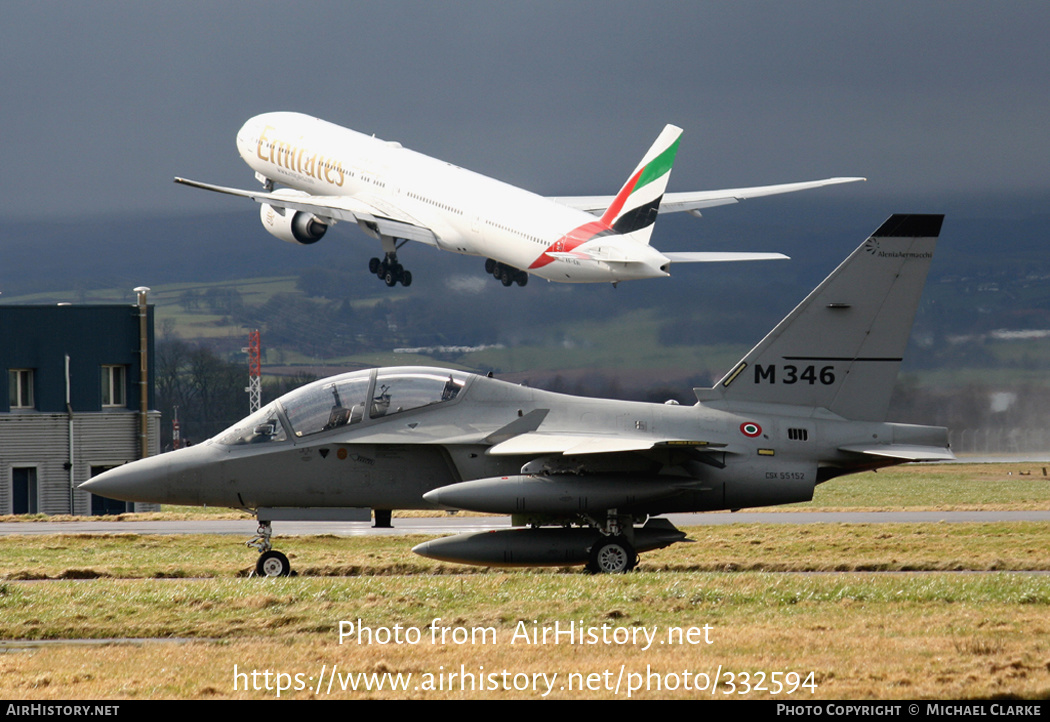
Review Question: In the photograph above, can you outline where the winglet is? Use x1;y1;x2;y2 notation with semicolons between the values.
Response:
600;125;682;245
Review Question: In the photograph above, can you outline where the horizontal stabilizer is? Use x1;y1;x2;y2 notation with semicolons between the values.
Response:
662;252;789;263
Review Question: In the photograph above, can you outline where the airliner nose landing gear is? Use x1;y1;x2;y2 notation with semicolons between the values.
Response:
484;259;528;287
369;253;412;287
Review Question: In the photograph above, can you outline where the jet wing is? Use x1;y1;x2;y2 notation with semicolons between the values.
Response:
551;177;866;216
838;444;957;462
487;433;724;456
174;177;440;246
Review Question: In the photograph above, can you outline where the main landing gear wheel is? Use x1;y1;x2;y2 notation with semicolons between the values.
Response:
371;254;412;287
485;259;528;288
586;535;638;574
256;550;291;577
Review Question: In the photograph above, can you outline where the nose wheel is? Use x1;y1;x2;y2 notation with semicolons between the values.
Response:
247;520;293;577
256;550;291;577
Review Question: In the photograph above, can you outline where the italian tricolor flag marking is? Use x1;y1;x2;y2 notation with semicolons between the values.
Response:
740;422;762;438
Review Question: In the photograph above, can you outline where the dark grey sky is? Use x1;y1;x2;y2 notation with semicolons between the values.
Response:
3;1;1048;220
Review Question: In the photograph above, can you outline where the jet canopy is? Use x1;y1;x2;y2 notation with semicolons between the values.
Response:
215;367;470;446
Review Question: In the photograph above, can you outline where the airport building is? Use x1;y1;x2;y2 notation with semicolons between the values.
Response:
0;297;160;515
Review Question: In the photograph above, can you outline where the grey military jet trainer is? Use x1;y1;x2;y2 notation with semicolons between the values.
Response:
82;214;951;575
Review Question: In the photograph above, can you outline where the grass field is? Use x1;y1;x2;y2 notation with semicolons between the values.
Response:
0;464;1047;700
0;532;1047;700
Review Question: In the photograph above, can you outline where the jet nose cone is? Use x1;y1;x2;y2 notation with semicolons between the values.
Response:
80;455;179;504
80;444;225;506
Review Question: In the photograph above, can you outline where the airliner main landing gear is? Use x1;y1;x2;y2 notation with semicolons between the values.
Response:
484;259;528;287
247;520;292;577
369;253;413;287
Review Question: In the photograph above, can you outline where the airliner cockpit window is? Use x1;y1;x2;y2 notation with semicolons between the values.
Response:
281;374;371;437
216;403;288;446
370;370;466;419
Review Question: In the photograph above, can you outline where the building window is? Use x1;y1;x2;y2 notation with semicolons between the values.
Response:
101;365;127;407
11;467;38;514
8;369;34;409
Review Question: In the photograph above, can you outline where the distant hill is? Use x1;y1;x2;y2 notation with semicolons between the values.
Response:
3;192;1049;377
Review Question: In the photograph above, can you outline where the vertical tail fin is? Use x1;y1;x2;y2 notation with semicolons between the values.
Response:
697;214;944;421
600;124;681;245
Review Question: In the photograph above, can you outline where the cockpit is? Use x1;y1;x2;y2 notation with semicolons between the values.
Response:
216;367;469;447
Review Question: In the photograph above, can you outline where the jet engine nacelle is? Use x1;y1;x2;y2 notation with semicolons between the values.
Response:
259;202;328;245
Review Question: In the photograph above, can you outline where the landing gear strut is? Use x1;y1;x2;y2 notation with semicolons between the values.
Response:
369;253;412;287
485;259;528;287
247;520;292;577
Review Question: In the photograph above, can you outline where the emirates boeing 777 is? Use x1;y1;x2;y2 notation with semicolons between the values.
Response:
176;112;863;288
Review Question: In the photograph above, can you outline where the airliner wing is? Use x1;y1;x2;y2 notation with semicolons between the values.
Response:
552;177;866;216
174;177;439;246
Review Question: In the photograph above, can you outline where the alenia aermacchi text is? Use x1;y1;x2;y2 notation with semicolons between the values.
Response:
175;112;864;288
83;214;952;575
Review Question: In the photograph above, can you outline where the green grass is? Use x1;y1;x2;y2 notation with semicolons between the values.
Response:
1;571;1048;642
802;463;1050;510
1;505;1048;699
1;568;1048;699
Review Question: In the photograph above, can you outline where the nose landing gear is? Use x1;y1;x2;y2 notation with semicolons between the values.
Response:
247;520;293;577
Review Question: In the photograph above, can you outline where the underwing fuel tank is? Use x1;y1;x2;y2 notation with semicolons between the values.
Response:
412;518;688;567
422;474;696;515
